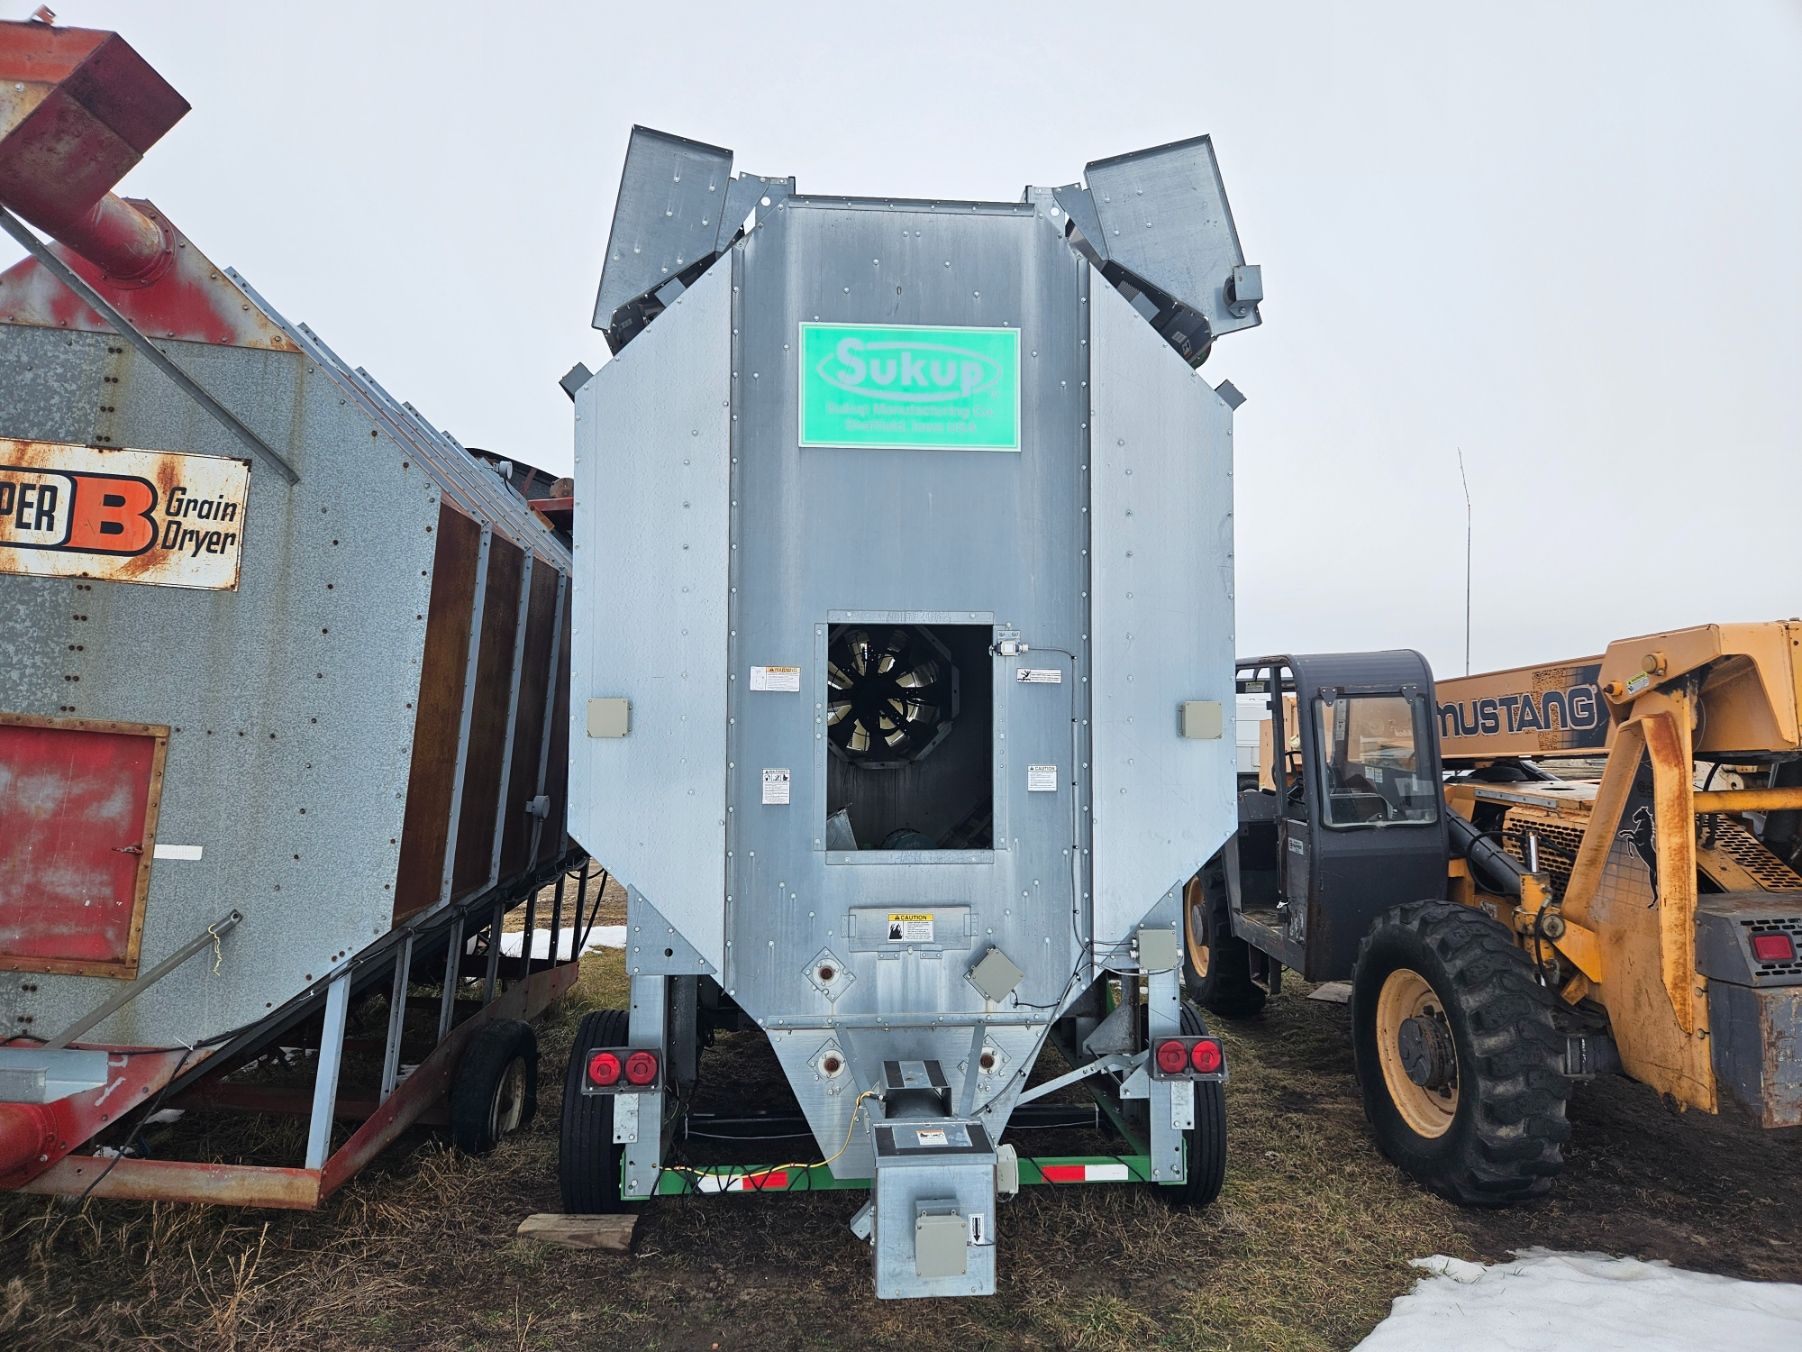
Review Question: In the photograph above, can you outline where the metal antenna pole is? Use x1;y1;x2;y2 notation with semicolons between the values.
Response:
1458;448;1472;674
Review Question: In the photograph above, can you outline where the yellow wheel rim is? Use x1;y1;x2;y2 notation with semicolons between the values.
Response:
1374;967;1459;1139
1183;874;1211;979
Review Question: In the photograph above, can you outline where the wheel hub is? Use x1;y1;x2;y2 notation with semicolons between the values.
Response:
1396;1012;1455;1090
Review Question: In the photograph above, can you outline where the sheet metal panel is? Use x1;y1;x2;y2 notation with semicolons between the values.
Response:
571;259;733;972
1084;136;1259;339
0;326;438;1047
1087;279;1238;947
592;127;734;330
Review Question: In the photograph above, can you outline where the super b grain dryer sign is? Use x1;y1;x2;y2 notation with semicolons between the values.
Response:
0;438;250;591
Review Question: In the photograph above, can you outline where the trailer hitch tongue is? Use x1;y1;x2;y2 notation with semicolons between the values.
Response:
1397;1013;1456;1090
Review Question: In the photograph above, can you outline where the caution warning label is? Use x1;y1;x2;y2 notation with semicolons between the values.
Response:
886;912;935;943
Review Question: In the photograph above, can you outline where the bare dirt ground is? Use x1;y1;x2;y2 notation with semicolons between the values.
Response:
5;889;1800;1350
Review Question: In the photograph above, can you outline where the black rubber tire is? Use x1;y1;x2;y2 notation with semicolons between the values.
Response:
450;1018;538;1156
1349;901;1571;1206
1182;866;1267;1018
559;1009;629;1214
1165;1003;1228;1209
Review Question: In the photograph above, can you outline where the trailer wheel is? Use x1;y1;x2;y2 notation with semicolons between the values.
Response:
451;1018;539;1156
1165;1002;1228;1208
1350;901;1570;1206
560;1008;629;1213
1183;868;1267;1017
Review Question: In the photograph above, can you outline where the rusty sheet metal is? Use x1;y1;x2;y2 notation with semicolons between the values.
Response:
0;437;250;589
0;23;186;285
0;205;300;351
0;713;167;978
452;535;523;898
393;505;483;921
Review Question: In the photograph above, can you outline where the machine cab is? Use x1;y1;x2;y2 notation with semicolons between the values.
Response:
1226;652;1449;983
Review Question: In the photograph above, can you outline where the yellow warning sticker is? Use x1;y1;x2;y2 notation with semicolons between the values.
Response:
886;913;935;942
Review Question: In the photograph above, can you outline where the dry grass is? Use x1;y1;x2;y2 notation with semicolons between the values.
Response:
4;914;1797;1349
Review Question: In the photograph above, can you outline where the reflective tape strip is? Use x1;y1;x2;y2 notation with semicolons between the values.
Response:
696;1169;790;1193
1040;1163;1130;1183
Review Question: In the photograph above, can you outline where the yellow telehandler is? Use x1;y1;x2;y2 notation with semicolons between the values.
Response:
1187;622;1802;1202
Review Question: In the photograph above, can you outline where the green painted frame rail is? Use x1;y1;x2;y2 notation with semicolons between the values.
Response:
646;1154;1155;1197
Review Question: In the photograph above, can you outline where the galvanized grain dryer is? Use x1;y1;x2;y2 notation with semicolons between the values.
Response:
0;20;585;1206
564;126;1262;1297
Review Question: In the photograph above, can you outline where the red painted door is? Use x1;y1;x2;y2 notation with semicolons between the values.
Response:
0;718;164;976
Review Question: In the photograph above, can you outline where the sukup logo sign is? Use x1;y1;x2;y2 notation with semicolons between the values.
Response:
799;323;1020;451
814;336;1003;403
0;439;251;591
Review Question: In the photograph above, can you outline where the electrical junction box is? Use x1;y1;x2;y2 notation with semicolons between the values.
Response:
1181;699;1224;740
1137;926;1181;973
870;1119;996;1299
914;1208;968;1279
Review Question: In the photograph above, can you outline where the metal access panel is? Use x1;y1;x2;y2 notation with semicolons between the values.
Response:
1088;282;1239;949
0;715;167;976
570;262;733;975
1083;136;1261;340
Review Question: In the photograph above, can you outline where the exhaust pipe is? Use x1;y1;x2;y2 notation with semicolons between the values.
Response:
0;18;188;283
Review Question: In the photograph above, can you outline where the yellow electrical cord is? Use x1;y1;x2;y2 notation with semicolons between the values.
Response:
663;1088;880;1188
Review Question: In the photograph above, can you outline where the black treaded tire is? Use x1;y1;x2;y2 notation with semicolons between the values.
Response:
1165;1003;1228;1209
1350;900;1571;1206
1182;867;1267;1018
450;1018;538;1156
559;1009;629;1214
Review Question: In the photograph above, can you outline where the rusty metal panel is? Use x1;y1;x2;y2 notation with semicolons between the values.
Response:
393;506;482;922
0;438;249;590
452;535;522;898
0;713;166;977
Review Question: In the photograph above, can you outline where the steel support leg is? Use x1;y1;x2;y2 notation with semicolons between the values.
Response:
305;974;351;1171
379;935;414;1104
438;916;464;1041
549;875;565;965
483;901;504;1002
519;888;537;981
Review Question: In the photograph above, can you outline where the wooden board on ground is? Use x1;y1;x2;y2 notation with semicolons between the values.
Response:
517;1213;637;1252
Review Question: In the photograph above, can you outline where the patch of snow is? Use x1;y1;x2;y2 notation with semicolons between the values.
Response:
464;925;625;961
1358;1249;1802;1351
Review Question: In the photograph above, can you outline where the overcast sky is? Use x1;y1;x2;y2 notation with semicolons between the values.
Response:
14;1;1799;676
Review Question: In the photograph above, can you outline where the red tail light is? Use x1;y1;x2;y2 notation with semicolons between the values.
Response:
1154;1039;1189;1075
1190;1038;1223;1074
587;1051;622;1086
624;1050;660;1086
1751;932;1796;963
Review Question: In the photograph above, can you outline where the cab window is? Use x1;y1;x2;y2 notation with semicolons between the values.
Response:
1314;694;1438;828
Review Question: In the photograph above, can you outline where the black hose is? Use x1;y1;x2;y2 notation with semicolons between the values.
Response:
1447;812;1527;899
